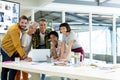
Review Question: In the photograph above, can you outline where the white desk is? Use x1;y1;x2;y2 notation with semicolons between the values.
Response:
0;61;120;80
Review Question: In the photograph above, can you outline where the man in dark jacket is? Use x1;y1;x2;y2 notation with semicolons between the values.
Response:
32;19;52;49
32;19;52;80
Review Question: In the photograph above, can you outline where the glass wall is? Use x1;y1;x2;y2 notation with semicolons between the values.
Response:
116;15;120;53
116;16;120;63
92;14;113;62
34;11;62;29
28;10;119;63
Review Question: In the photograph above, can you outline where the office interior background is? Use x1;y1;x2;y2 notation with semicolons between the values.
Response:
1;0;120;64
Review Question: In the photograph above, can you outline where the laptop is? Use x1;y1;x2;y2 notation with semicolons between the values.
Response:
28;49;50;62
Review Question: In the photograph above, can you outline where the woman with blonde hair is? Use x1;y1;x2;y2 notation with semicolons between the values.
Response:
14;21;37;80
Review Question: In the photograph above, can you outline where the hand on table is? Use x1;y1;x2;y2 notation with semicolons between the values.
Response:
24;57;32;62
58;57;67;61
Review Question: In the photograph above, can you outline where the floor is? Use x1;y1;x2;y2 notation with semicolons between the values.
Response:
28;75;61;80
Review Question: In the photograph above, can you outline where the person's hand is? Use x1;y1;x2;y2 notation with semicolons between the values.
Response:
24;57;32;62
54;57;60;61
58;57;67;61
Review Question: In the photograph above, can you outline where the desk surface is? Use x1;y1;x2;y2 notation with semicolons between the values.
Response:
0;61;120;80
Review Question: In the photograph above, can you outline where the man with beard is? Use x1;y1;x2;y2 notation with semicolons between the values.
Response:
0;15;28;80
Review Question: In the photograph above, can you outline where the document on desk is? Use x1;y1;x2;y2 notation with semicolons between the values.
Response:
54;61;71;66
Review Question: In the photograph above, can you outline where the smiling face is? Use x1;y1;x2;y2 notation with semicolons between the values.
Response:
50;34;58;42
60;26;67;35
18;19;28;31
29;26;36;34
39;21;47;34
28;22;37;35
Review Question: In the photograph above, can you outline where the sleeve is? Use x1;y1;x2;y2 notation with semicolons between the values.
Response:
9;29;25;57
62;35;65;41
68;32;77;41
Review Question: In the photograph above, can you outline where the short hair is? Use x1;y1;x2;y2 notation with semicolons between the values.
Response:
48;31;59;40
39;19;47;22
59;23;71;33
29;21;37;28
19;15;28;21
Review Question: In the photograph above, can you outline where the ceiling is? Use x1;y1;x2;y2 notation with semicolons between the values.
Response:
4;0;120;15
4;0;120;31
5;0;120;8
53;0;120;8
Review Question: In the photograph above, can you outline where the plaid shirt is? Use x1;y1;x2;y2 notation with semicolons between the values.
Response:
32;28;52;49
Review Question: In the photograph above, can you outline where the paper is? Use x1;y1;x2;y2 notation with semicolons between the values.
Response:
54;61;70;66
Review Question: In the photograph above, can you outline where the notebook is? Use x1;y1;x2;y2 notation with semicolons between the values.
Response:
28;49;50;62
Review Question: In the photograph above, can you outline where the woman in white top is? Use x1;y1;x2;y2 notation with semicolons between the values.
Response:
22;21;37;58
59;23;84;62
14;21;37;80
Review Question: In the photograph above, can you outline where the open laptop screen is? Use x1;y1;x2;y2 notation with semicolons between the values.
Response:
28;49;50;62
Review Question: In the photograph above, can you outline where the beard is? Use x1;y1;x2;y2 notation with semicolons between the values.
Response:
18;24;26;31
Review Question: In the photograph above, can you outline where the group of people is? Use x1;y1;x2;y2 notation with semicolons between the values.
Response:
0;15;84;80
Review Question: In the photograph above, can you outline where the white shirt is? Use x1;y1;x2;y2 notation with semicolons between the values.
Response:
20;31;22;39
62;31;81;49
40;32;45;45
21;32;32;57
